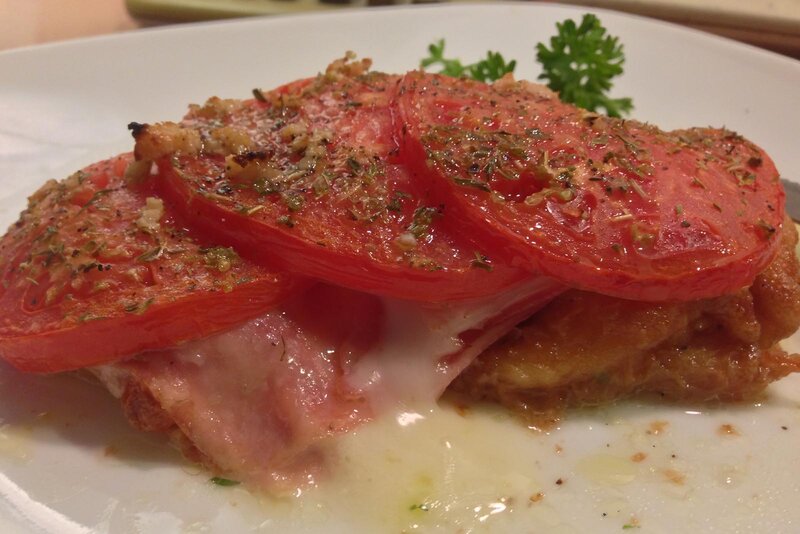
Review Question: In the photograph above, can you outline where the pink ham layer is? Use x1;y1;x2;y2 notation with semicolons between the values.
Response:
106;278;563;491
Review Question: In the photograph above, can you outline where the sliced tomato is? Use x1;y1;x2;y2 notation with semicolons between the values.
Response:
396;71;785;301
0;154;303;373
135;61;528;302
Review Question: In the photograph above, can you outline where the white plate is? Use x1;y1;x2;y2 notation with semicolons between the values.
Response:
1;4;800;533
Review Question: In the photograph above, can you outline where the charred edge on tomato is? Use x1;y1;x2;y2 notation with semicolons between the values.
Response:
128;122;148;139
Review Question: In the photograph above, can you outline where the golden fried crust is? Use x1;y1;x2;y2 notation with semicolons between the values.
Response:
119;377;215;470
750;220;800;344
450;219;800;419
121;381;175;433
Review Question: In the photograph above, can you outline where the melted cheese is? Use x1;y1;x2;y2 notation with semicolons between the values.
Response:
349;277;564;409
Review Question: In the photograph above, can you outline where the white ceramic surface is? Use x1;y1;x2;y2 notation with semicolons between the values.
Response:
1;4;799;533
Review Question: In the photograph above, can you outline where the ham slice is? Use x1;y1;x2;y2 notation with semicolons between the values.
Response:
94;277;563;491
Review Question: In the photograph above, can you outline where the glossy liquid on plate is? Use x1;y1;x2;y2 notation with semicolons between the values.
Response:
1;356;800;533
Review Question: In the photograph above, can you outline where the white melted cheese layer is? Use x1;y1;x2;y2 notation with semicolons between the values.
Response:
347;277;563;410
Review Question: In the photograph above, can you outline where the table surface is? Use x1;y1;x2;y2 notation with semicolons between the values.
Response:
0;0;139;52
1;0;798;56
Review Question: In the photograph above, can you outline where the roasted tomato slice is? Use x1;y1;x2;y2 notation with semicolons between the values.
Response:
134;57;528;302
396;71;785;301
0;154;302;372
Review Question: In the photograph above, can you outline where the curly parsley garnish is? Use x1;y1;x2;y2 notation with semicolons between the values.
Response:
536;14;632;117
421;14;633;117
420;39;516;83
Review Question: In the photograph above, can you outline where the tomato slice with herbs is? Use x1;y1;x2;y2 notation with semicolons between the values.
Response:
133;57;528;302
0;154;302;373
396;71;785;301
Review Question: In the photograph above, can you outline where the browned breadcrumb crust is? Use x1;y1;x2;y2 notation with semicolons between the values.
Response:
120;377;216;470
450;218;800;426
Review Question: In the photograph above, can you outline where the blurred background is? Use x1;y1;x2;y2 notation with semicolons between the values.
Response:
0;0;798;58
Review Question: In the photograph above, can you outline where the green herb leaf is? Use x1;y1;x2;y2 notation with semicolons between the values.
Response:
200;246;239;272
420;15;632;117
277;215;295;228
137;245;163;263
535;14;633;117
79;188;115;212
470;251;493;271
420;39;516;83
407;206;441;239
210;476;240;487
123;297;155;315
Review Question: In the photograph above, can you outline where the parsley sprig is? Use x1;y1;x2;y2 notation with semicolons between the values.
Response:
420;39;516;83
535;14;632;117
420;14;633;117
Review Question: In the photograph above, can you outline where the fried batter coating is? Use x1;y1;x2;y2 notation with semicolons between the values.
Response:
450;219;800;420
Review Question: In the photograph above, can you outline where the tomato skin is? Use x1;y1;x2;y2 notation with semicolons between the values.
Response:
158;158;529;302
0;154;303;373
396;72;785;301
139;68;530;303
0;277;301;373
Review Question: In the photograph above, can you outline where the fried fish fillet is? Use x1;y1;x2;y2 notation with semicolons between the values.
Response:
450;219;800;422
